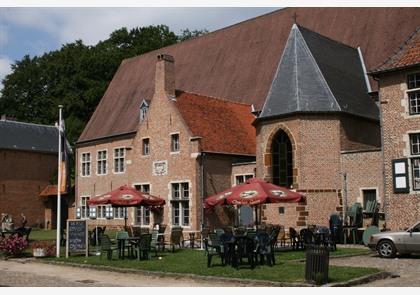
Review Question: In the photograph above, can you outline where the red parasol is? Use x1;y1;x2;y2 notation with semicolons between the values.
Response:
88;185;165;207
204;178;304;209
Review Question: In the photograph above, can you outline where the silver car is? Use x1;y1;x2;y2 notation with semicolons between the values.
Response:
368;221;420;258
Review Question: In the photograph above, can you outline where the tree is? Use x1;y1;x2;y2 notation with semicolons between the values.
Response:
0;25;207;146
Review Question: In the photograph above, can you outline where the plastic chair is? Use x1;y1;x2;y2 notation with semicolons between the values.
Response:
100;234;118;260
135;233;152;260
232;236;256;269
256;232;275;266
289;227;303;250
204;233;225;267
164;228;183;252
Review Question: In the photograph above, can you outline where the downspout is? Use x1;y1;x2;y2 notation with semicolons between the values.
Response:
200;151;206;250
375;77;388;229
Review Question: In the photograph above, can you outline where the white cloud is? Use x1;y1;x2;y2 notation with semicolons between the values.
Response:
0;56;12;90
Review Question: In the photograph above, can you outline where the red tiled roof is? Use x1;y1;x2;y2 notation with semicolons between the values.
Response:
371;27;420;74
39;185;67;197
78;8;420;142
175;91;256;155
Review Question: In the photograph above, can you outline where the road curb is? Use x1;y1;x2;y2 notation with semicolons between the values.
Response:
36;259;314;287
326;271;393;287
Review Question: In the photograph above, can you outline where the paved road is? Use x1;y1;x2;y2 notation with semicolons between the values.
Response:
0;259;240;287
330;253;420;286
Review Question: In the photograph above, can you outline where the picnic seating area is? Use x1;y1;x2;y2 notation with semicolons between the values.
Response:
89;223;337;267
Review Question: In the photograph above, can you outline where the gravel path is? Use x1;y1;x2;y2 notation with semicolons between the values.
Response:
330;253;420;286
0;259;239;287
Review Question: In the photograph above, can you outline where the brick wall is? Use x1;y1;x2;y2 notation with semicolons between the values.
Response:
379;69;420;230
0;149;57;227
231;162;256;185
340;115;381;151
340;150;383;210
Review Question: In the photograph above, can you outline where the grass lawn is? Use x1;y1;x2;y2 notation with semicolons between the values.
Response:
29;230;377;284
29;229;57;241
48;247;378;284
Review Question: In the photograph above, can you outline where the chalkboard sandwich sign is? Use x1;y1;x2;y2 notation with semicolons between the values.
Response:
66;219;88;258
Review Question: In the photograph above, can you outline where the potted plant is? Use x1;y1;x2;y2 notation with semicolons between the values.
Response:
0;235;28;258
31;241;55;257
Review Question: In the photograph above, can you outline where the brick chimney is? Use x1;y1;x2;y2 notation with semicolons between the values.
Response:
155;54;175;98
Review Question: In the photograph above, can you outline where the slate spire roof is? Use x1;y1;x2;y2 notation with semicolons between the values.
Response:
260;24;379;121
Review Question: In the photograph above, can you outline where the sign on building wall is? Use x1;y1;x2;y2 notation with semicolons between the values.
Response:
392;158;410;193
153;160;168;176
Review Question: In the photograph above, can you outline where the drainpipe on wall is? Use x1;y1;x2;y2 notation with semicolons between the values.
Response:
200;152;206;250
375;77;388;229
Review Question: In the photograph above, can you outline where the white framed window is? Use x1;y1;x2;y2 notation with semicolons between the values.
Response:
139;100;149;123
171;182;189;226
80;196;90;219
171;133;180;152
113;147;125;173
410;133;420;190
134;183;151;226
135;207;150;226
113;207;126;219
81;152;91;176
235;174;254;186
408;73;420;115
142;138;150;156
140;106;148;122
97;205;109;219
97;150;107;175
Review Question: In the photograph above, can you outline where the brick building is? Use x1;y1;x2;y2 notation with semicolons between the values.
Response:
75;8;420;231
0;118;71;229
369;28;420;230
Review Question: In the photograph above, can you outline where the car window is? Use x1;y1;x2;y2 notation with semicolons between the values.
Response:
412;223;420;232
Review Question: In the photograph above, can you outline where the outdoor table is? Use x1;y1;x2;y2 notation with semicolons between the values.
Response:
183;230;200;248
117;236;140;259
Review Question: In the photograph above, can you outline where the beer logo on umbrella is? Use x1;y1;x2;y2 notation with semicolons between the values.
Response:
121;194;134;200
240;190;258;199
270;190;285;196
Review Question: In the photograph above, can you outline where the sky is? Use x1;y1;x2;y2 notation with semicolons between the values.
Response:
0;7;279;89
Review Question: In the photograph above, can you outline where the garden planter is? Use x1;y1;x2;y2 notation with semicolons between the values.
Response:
33;248;46;257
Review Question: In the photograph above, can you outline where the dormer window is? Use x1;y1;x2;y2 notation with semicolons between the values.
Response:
139;100;149;122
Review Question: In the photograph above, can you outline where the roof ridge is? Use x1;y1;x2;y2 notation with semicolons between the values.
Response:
297;24;358;51
178;89;252;107
373;26;420;72
0;119;57;129
121;8;285;64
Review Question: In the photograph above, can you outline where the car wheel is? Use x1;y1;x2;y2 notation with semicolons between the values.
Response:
377;240;396;258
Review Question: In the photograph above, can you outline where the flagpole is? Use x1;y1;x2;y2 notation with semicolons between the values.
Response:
56;105;63;257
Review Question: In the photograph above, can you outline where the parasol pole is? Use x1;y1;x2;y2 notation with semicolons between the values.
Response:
56;105;63;258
